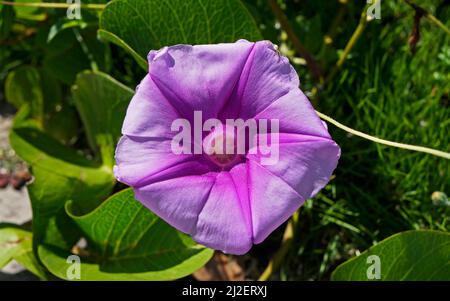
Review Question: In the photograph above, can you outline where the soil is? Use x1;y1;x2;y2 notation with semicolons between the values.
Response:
0;101;36;280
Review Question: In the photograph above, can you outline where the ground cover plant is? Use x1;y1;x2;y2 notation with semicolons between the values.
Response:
0;0;449;281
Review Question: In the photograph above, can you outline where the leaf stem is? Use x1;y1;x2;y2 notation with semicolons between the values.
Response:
403;0;450;36
425;13;450;36
258;210;299;281
73;28;99;72
315;110;450;160
0;1;106;10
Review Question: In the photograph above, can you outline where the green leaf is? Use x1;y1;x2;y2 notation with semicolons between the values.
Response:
5;66;79;143
9;70;132;254
13;0;46;21
39;69;79;144
97;29;148;70
0;225;47;280
39;189;213;280
10;105;115;251
39;69;63;113
43;105;79;145
99;0;261;66
331;230;450;281
72;71;134;167
47;19;89;43
43;28;107;84
5;66;44;125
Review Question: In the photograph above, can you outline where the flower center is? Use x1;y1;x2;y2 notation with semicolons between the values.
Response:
202;125;243;168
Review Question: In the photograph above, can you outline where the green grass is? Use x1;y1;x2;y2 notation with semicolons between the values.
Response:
1;0;448;281
245;0;450;280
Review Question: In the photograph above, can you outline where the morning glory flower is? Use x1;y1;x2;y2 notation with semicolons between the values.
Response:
114;40;340;255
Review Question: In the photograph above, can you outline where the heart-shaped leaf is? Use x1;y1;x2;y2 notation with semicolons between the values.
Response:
10;71;132;252
97;29;148;70
10;113;115;250
5;66;44;125
43;28;107;84
39;189;213;280
0;225;47;280
72;71;134;167
5;66;78;143
99;0;262;68
47;19;89;43
331;230;450;281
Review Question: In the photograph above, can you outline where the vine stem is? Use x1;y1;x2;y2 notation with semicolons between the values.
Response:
315;110;450;160
259;109;450;281
0;1;106;9
426;13;450;36
404;0;450;36
73;28;98;71
258;210;299;281
326;0;376;83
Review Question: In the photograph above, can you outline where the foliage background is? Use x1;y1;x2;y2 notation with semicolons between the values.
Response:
0;0;449;280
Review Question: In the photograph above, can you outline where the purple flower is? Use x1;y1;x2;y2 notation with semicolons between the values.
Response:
114;40;340;255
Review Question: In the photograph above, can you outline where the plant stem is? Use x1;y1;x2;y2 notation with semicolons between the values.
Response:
0;1;106;10
403;0;450;36
326;0;376;83
316;110;450;160
73;28;99;72
426;13;450;36
258;210;299;281
267;0;323;82
258;107;444;281
425;13;450;34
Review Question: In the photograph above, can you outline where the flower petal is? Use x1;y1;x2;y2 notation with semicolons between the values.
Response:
219;40;299;120
134;174;217;234
148;41;255;122
248;133;340;199
114;135;211;187
193;167;253;254
115;40;342;255
121;75;180;139
255;89;331;138
247;159;303;244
